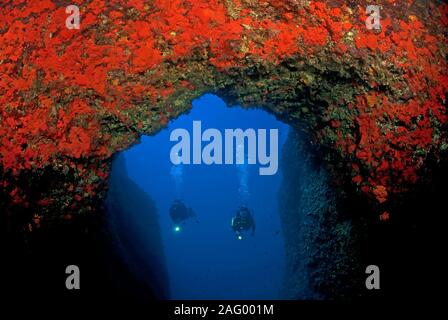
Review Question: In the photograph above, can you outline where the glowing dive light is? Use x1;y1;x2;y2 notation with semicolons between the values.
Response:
237;235;243;240
174;225;181;233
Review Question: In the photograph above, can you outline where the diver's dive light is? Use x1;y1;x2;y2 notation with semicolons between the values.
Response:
174;225;181;233
237;235;243;240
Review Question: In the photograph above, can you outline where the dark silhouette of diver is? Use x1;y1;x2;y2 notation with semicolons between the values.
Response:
231;206;255;240
169;199;196;231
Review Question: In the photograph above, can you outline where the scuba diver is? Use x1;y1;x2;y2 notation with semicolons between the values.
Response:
231;206;255;240
169;199;196;232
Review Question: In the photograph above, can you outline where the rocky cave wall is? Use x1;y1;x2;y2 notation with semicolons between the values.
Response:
0;0;447;300
279;129;361;300
106;154;170;300
279;127;448;300
1;0;446;223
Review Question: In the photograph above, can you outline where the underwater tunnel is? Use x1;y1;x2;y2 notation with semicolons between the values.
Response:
107;94;290;299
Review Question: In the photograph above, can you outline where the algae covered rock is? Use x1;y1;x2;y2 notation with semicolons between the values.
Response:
0;0;448;296
0;0;446;263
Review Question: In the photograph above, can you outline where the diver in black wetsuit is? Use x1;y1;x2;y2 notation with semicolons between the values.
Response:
169;199;196;231
231;206;255;240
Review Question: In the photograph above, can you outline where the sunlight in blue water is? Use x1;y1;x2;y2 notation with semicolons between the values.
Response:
123;94;289;299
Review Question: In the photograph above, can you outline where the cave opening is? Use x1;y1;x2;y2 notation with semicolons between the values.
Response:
107;94;292;299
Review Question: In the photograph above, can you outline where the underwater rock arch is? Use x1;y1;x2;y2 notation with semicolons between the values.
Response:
0;0;447;299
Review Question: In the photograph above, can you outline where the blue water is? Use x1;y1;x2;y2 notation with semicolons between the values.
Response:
121;94;289;299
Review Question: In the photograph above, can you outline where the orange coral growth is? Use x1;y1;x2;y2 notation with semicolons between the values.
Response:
373;185;388;204
0;0;446;214
379;211;390;221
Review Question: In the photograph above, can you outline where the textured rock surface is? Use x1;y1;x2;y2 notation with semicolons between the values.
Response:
0;0;448;224
0;1;446;248
279;129;361;299
279;127;448;299
3;152;170;303
106;154;170;299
